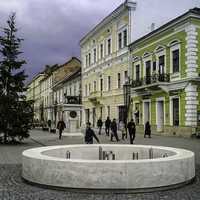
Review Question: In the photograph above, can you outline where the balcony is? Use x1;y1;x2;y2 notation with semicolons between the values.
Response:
132;73;170;88
64;96;81;104
88;91;102;105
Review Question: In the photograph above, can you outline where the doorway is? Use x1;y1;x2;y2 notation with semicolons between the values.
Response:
157;100;164;132
143;101;150;124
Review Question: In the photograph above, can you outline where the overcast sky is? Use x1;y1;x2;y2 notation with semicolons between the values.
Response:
0;0;199;80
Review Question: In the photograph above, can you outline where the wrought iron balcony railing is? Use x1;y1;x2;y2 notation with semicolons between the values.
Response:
131;73;170;88
64;96;81;104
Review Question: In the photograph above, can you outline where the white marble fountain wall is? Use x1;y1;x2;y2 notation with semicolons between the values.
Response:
22;145;195;190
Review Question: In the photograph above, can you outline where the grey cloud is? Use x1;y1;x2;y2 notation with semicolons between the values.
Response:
0;0;198;80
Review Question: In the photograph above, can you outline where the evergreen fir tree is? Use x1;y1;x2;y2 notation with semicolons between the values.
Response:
0;13;33;143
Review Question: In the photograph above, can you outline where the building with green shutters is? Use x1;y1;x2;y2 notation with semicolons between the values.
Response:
129;8;200;137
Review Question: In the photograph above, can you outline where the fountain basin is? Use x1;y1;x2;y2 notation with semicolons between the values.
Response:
22;144;195;190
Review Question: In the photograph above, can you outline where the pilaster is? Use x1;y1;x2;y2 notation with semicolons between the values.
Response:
185;83;198;126
185;24;198;78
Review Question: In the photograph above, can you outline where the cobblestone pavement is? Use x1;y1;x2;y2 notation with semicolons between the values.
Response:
1;164;200;200
1;129;200;199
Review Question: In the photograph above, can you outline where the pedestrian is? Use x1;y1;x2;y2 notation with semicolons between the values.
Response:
47;119;51;132
85;122;100;144
57;119;66;140
97;118;103;135
110;119;119;142
127;119;136;144
121;122;126;140
144;121;151;138
105;116;111;136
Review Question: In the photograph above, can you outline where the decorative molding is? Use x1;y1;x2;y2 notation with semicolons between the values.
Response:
185;24;198;78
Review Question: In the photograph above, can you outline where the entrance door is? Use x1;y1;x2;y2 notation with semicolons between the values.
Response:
145;61;151;84
173;98;179;126
92;108;96;127
119;106;126;123
157;101;164;132
143;102;150;124
85;109;90;123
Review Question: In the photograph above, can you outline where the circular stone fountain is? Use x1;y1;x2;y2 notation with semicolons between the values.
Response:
22;145;195;191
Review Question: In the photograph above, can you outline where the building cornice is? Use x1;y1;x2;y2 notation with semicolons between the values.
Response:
80;1;136;46
129;8;200;51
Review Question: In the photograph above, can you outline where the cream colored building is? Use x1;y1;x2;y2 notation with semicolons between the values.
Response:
80;0;136;126
26;73;45;121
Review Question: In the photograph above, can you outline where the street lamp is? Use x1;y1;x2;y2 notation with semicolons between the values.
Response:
54;100;58;128
123;76;131;138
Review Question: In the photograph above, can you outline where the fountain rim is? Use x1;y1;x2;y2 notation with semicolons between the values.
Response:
22;144;194;163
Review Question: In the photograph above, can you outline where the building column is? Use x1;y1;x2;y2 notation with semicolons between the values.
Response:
81;108;86;128
185;24;198;78
185;83;198;126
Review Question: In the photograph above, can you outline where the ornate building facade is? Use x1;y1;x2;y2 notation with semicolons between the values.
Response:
80;0;136;126
129;8;200;137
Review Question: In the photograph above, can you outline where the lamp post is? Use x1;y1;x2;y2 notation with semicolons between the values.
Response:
54;100;58;128
123;77;131;138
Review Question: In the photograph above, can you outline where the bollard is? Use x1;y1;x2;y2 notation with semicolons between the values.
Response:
136;152;139;160
66;151;71;159
112;154;115;160
103;151;106;160
99;146;103;160
133;152;139;160
149;148;153;159
163;153;168;158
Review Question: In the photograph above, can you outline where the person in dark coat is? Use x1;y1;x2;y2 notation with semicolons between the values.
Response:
97;118;103;135
127;119;136;144
85;122;100;144
105;117;111;136
110;119;119;142
144;121;151;138
47;119;51;132
57;119;66;140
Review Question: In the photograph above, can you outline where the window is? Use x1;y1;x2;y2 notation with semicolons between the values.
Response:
100;78;103;91
93;48;96;63
100;44;103;59
85;85;87;96
88;53;91;66
172;49;179;73
74;85;76;95
108;76;111;91
135;65;140;81
118;33;122;49
94;81;96;92
107;106;110;117
153;61;156;71
100;107;103;118
159;55;165;74
118;73;121;88
123;29;127;47
89;83;91;94
70;86;72;96
107;39;111;55
124;71;128;83
85;55;88;67
172;98;179;126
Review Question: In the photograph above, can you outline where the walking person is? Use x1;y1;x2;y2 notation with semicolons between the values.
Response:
144;121;151;138
110;119;119;142
47;119;51;132
97;118;103;135
57;119;66;140
121;122;126;140
105;117;111;136
127;119;136;144
85;122;100;144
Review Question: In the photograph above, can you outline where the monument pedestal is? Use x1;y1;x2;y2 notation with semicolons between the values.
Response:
63;118;83;137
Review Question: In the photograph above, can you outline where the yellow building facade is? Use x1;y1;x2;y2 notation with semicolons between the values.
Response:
26;73;44;121
80;0;136;126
